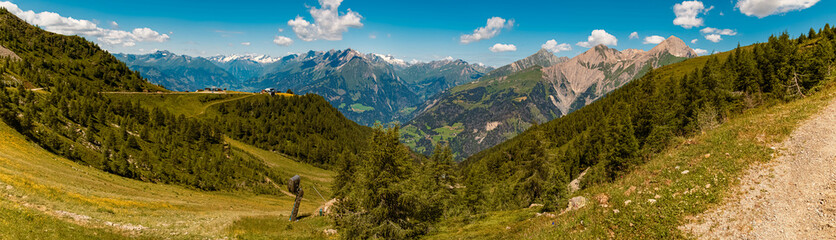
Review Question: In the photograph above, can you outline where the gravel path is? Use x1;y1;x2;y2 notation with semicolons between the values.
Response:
681;100;836;239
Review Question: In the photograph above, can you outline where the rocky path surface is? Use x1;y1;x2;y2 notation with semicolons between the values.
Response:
681;100;836;239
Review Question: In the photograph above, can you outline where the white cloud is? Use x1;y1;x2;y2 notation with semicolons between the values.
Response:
576;29;618;48
700;27;737;42
460;17;514;44
691;39;698;43
0;1;168;47
736;0;819;18
629;32;639;39
369;33;376;39
643;35;666;44
705;34;723;42
287;0;363;41
241;42;251;46
273;36;293;46
541;39;572;53
130;28;169;42
442;56;454;61
489;43;517;52
673;1;712;29
694;48;709;55
700;27;737;35
110;21;118;29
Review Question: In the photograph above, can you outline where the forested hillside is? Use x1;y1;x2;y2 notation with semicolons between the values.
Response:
0;11;160;92
207;94;372;169
459;26;835;211
0;9;372;195
0;9;294;194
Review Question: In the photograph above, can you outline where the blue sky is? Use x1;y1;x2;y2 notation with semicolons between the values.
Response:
2;0;834;66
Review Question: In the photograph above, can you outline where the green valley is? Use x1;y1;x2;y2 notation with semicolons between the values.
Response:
1;1;836;239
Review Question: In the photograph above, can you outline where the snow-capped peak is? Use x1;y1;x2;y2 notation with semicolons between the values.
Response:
372;53;408;67
209;54;282;64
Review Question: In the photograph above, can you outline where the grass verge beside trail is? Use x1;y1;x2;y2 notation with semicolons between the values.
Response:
227;215;334;240
0;199;152;240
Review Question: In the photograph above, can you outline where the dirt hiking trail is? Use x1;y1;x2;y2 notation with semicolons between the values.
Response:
681;99;836;239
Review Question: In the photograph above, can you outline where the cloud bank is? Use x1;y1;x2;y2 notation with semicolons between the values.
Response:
542;39;572;53
489;43;517;52
273;36;294;46
701;27;737;42
0;1;169;46
460;17;514;44
736;0;819;18
287;0;363;41
673;1;713;29
577;30;618;48
643;35;666;44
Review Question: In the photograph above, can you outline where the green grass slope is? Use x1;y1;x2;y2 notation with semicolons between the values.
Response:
103;92;256;117
0;118;334;238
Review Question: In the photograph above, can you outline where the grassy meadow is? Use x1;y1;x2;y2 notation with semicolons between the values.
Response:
0;92;334;239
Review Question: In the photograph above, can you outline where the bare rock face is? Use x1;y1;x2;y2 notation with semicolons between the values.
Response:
648;36;698;59
0;44;20;60
482;48;568;79
542;36;696;115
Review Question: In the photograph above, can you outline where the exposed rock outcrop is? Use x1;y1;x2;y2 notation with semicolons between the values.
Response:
542;36;697;115
482;48;569;79
0;43;20;60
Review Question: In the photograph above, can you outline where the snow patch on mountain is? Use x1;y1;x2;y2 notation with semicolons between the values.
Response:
372;53;408;67
208;54;282;64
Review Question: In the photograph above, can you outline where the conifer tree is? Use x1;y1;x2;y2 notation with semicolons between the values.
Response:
604;103;639;180
335;125;424;239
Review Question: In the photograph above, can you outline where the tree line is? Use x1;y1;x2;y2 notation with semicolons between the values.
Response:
207;94;371;169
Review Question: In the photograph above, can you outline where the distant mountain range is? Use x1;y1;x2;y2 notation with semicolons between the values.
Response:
113;51;239;91
113;50;491;126
401;36;698;158
114;37;694;156
206;54;281;82
398;59;494;102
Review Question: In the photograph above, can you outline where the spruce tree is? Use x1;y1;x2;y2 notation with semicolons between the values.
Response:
604;103;639;180
335;125;422;239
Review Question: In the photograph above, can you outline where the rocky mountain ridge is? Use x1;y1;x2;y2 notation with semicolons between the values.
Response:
402;36;698;158
544;36;697;114
113;51;239;91
115;49;490;126
482;48;569;79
